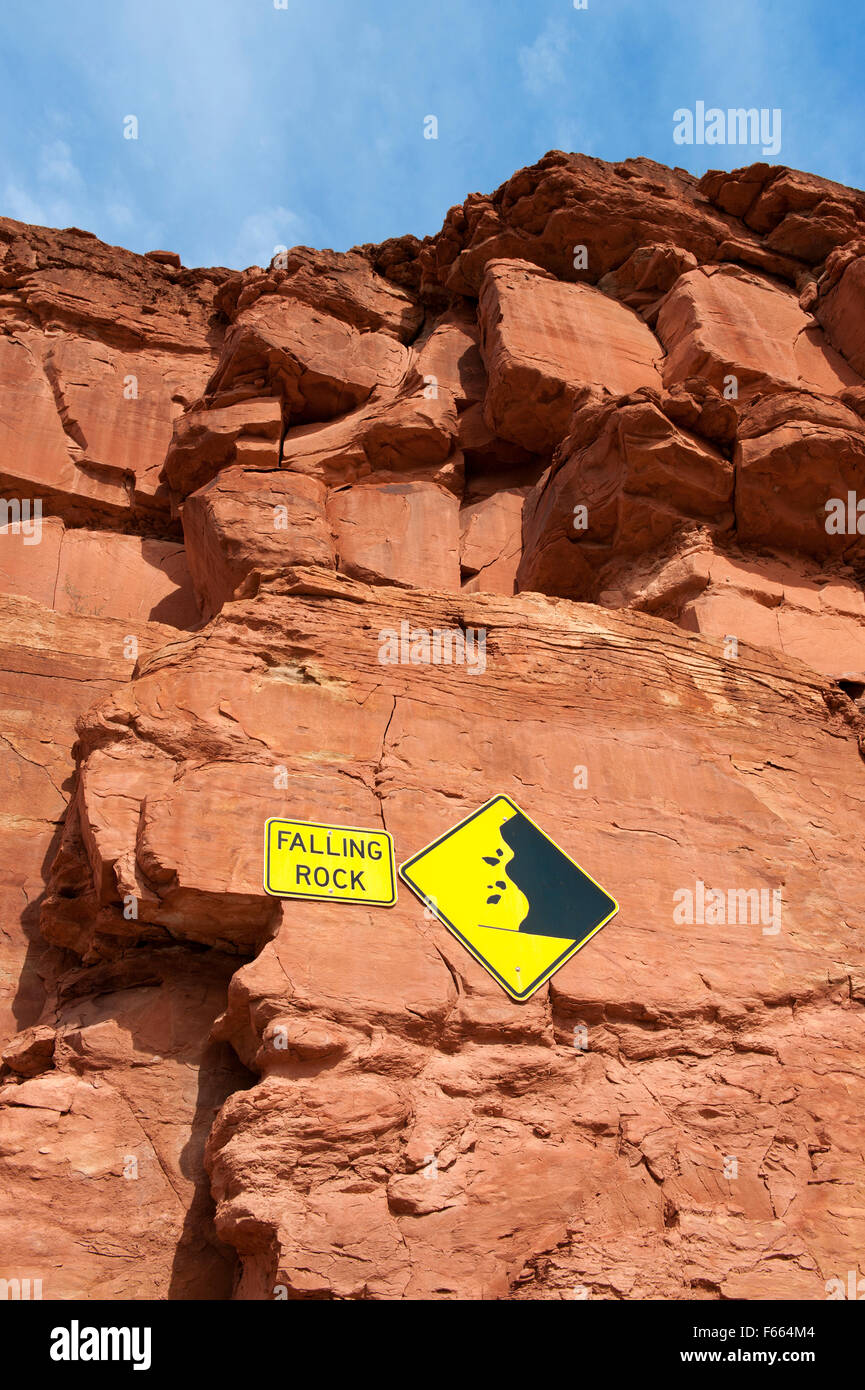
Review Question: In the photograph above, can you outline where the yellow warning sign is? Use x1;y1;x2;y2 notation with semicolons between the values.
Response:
264;818;397;906
399;795;618;1001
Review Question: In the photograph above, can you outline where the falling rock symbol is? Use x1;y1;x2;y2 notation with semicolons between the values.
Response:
500;811;613;940
399;795;618;1003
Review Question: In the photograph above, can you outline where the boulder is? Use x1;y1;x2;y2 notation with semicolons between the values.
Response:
207;296;408;422
656;264;861;399
0;334;129;524
0;519;199;627
163;396;283;499
182;467;334;618
327;482;460;589
518;394;733;599
280;386;460;491
817;247;865;378
479;259;663;452
216;246;422;341
735;390;865;560
605;539;865;681
460;489;527;594
0;594;179;1039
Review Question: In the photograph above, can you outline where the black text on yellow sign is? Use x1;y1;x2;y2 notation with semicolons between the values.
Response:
399;794;618;1001
264;818;397;906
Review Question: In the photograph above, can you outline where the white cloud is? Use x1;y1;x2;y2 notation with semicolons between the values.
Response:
106;201;135;228
518;19;572;100
230;206;306;270
38;139;83;188
2;182;48;225
2;139;87;229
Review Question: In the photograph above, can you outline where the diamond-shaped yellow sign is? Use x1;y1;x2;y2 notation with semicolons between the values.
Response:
399;794;618;1001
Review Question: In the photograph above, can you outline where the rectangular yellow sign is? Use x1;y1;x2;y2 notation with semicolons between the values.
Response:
264;817;397;905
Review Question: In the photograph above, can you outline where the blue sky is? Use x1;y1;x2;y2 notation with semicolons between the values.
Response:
0;0;860;271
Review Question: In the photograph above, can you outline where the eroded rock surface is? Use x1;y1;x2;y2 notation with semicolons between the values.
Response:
2;152;865;1301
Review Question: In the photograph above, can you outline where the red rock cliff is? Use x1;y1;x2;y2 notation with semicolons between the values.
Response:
1;152;865;1300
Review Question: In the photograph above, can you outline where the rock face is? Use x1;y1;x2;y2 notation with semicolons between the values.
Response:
1;152;865;1302
656;264;857;398
479;259;663;450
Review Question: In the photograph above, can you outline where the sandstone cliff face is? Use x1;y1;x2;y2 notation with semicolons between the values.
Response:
1;153;864;1300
